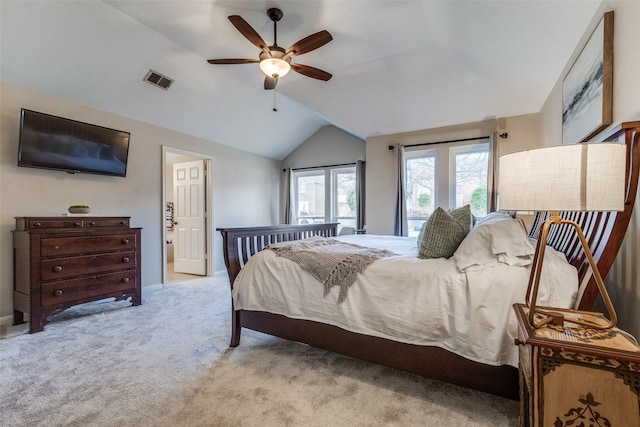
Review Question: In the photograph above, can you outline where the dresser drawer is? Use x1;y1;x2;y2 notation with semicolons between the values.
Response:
85;218;130;228
41;271;137;306
27;219;85;230
41;234;136;256
41;251;136;281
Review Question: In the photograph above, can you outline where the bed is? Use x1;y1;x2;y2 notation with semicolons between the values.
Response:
218;121;639;399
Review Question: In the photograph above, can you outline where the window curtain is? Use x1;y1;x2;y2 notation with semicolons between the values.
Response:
487;132;499;212
355;160;366;230
283;168;293;224
394;144;408;236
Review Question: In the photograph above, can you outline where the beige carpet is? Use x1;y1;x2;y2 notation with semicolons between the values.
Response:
0;276;518;426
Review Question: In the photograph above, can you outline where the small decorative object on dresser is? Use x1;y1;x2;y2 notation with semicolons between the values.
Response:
68;205;91;214
514;303;640;427
13;216;142;333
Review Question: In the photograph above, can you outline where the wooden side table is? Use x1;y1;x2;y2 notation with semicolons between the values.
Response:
514;303;640;427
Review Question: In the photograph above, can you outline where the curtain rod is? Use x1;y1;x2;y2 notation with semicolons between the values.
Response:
286;162;358;172
399;135;491;149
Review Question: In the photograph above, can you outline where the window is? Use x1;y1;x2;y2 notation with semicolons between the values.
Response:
405;139;490;236
405;150;437;234
332;168;357;229
450;144;489;217
294;171;325;224
292;165;357;231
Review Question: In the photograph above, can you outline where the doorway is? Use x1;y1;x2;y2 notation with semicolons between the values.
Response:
162;147;213;286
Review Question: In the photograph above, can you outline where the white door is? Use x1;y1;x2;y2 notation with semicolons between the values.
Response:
173;160;206;275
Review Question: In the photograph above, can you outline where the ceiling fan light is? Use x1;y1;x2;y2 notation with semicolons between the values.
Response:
259;58;291;78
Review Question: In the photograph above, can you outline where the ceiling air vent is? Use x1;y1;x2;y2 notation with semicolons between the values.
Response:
143;70;174;90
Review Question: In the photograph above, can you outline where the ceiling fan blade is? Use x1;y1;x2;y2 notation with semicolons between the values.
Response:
228;15;270;55
285;30;333;56
207;58;259;64
264;76;278;90
291;64;332;81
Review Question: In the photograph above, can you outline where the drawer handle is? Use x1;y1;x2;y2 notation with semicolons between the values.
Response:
53;245;60;251
120;221;127;225
34;222;42;227
53;266;63;273
122;277;130;283
88;221;96;226
73;222;81;227
121;239;130;244
53;289;63;297
122;256;130;263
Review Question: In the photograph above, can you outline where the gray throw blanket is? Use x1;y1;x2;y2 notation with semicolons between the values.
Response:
267;236;397;303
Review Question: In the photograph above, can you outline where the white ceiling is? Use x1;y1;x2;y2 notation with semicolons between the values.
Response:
1;1;603;159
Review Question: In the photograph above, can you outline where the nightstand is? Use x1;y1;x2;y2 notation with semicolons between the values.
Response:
514;303;640;427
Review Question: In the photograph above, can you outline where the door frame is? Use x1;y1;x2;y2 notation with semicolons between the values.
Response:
161;146;213;287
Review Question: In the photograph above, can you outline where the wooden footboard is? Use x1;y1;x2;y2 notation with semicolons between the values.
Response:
217;223;338;347
218;223;338;286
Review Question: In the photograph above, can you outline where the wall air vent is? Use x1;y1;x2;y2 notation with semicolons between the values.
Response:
143;70;174;90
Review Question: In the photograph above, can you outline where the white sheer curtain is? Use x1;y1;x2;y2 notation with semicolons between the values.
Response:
393;144;408;236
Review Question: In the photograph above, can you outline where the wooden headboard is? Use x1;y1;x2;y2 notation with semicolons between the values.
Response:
529;121;640;310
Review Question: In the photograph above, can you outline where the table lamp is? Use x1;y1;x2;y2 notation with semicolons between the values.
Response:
498;142;626;329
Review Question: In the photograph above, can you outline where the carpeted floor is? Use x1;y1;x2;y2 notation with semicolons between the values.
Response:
0;276;519;426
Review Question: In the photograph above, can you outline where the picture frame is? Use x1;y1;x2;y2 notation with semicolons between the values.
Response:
562;11;613;145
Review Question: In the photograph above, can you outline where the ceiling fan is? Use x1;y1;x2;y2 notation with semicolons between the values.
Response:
207;8;333;90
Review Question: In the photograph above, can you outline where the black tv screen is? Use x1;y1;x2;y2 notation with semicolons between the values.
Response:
17;109;130;177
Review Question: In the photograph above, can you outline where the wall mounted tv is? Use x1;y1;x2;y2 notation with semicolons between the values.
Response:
17;109;130;177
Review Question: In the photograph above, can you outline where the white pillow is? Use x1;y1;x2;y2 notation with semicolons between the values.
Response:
454;216;534;271
474;211;514;227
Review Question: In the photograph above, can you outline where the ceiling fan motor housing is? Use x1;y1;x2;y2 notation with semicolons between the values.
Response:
267;8;283;22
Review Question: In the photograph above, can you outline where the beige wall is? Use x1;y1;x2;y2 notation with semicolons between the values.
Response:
281;125;365;169
0;83;280;320
539;1;640;337
365;113;541;234
280;125;365;222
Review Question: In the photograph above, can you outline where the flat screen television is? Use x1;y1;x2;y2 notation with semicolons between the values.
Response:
17;109;130;177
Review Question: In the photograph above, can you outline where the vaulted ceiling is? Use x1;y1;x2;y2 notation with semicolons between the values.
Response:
1;1;602;159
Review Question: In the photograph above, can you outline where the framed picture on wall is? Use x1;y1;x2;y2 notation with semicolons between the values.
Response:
562;11;613;145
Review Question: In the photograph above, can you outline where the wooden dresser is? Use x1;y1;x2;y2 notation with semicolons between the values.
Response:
13;216;142;333
514;303;640;427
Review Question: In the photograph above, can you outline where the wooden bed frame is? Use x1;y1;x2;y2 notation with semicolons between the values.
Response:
218;121;639;400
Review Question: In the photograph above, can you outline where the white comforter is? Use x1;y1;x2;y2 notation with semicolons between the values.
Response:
232;233;578;367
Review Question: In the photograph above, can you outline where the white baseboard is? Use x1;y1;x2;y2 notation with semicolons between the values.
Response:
144;283;164;292
1;314;15;326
